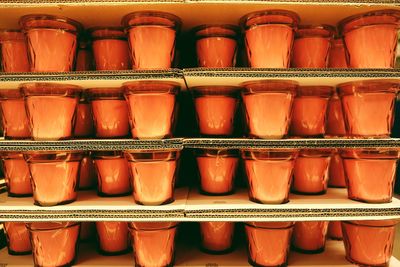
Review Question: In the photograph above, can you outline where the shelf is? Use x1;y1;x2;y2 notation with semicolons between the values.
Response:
0;240;399;266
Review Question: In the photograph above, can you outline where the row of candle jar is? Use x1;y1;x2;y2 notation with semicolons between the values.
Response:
0;81;180;140
3;219;398;267
194;79;399;138
1;149;180;207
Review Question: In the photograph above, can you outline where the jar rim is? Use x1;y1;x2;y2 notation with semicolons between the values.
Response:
88;26;127;40
245;222;295;229
241;80;299;94
295;24;336;38
0;89;24;99
192;24;239;39
20;82;82;97
240;9;300;30
0;29;24;41
123;80;180;94
121;11;182;32
87;87;125;99
195;148;239;157
19;14;83;34
191;86;241;97
26;222;79;231
337;79;400;95
128;221;179;230
297;86;334;97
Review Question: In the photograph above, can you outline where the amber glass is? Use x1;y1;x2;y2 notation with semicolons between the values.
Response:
328;221;343;240
75;34;94;71
129;222;178;267
292;221;329;253
3;222;31;255
78;152;97;190
339;10;400;68
292;25;335;68
122;11;181;69
192;86;240;137
80;222;95;242
93;151;131;197
325;93;347;137
241;80;298;138
240;10;299;68
338;80;400;138
24;151;83;206
74;92;95;138
1;152;32;197
0;30;29;72
196;149;238;195
20;82;82;140
199;222;235;254
328;38;348;68
26;222;80;267
123;81;180;139
19;14;82;72
328;151;346;188
342;220;398;266
341;149;400;203
242;149;298;204
96;222;130;255
245;222;294;267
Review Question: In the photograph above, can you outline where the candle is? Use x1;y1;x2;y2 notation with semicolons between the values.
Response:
90;27;130;71
78;153;97;190
88;87;130;138
96;222;130;255
74;92;94;138
241;80;298;138
245;222;294;266
1;152;32;197
338;80;399;138
93;151;131;197
123;81;179;139
122;11;181;69
0;30;29;72
196;149;238;195
342;220;398;266
192;86;240;136
75;37;94;71
341;149;399;203
328;152;346;188
328;38;348;68
242;149;298;204
0;90;30;139
129;222;178;267
328;221;343;240
80;222;95;242
3;222;31;255
26;222;80;267
292;221;329;253
326;93;347;137
292;150;331;195
291;25;334;68
19;14;82;72
125;150;179;205
240;10;299;68
24;151;82;206
193;24;239;68
339;10;400;68
21;82;82;141
290;86;333;137
200;222;235;253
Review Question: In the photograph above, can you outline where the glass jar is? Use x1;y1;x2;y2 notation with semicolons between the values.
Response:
75;32;94;71
78;152;97;190
74;91;95;138
0;30;29;72
96;221;130;255
3;222;31;255
328;221;343;240
200;222;235;254
0;152;32;197
328;38;348;68
292;221;329;253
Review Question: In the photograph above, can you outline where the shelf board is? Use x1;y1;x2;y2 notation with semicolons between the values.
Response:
0;240;399;266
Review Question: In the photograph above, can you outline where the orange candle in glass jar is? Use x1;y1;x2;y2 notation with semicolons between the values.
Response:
0;30;29;72
328;151;346;188
75;35;94;71
328;38;348;68
325;93;346;138
74;92;95;138
1;152;32;197
19;14;82;72
93;151;131;197
241;80;298;139
292;221;329;253
240;10;299;68
200;222;235;253
0;90;30;139
96;222;130;255
328;221;343;240
3;222;31;255
78;152;97;190
80;222;95;242
122;11;181;69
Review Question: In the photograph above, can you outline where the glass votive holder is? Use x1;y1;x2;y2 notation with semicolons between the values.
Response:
96;222;130;255
74;92;94;138
87;87;130;138
290;86;333;137
0;89;30;139
75;33;94;71
89;27;130;71
240;9;299;68
3;222;31;255
125;149;180;205
292;25;335;68
24;151;83;206
337;80;400;138
92;151;131;197
0;30;30;72
328;151;346;188
80;222;95;242
241;80;298;138
328;221;343;240
325;92;347;138
123;81;180;139
200;222;235;254
0;152;32;197
242;149;298;204
19;14;83;72
339;9;400;68
20;82;82;141
342;220;398;266
78;152;97;190
195;149;238;196
292;149;332;195
292;221;329;253
122;11;181;69
193;24;239;68
245;222;294;267
129;222;178;267
192;86;240;137
341;149;400;203
328;38;348;68
26;222;80;267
